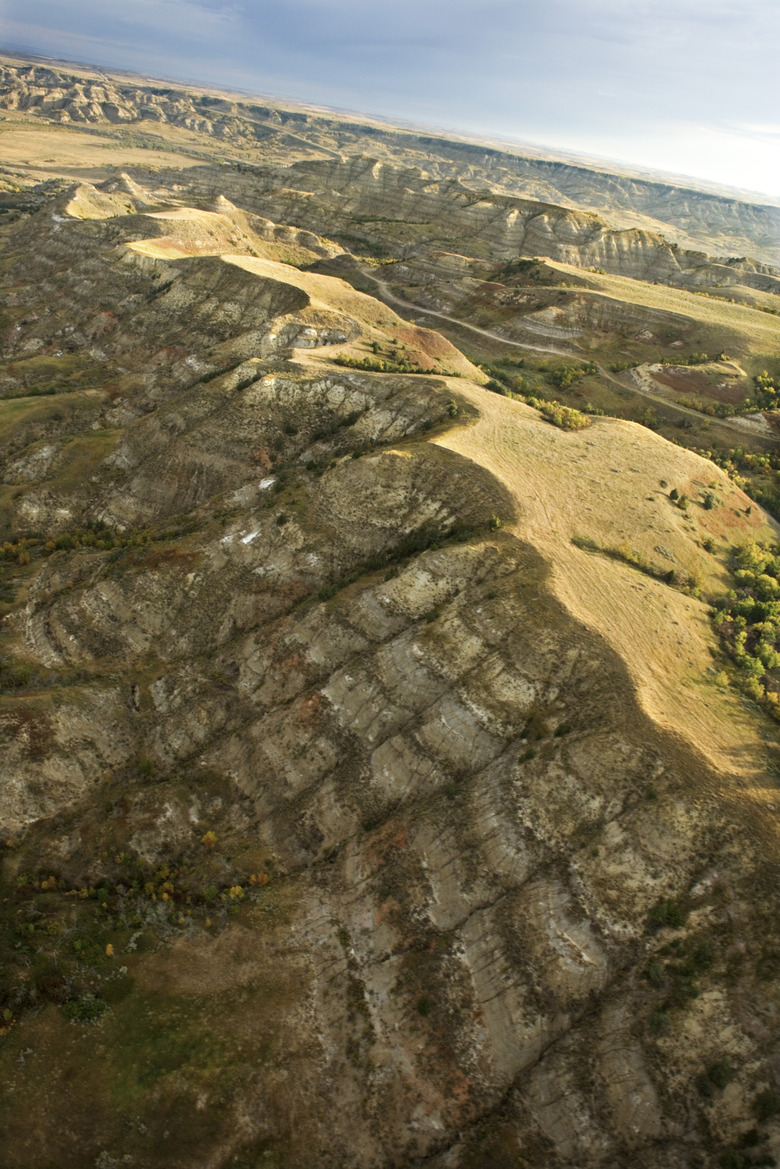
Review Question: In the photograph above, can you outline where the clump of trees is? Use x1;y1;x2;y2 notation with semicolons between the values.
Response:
713;541;780;715
699;445;780;523
548;361;597;389
749;369;780;411
483;358;527;397
334;355;459;377
527;397;591;431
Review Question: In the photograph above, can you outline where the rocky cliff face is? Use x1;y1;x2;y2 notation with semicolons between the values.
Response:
115;155;775;295
1;128;780;1169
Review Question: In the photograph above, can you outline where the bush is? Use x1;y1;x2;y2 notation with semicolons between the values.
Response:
548;361;597;389
707;1059;734;1090
645;958;665;986
649;1009;671;1035
529;398;591;431
718;1150;745;1169
690;941;713;971
61;994;107;1024
648;898;687;931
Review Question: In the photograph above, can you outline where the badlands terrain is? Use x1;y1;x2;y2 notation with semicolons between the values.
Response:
1;56;780;1169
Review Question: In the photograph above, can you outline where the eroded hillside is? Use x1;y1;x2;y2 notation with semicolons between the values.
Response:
1;73;780;1169
2;56;780;266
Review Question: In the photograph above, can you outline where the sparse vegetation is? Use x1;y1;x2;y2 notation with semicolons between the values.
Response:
333;354;460;376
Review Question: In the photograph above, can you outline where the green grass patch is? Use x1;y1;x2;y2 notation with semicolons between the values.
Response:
44;431;120;492
104;989;230;1105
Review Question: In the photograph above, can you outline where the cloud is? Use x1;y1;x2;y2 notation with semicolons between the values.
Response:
730;123;780;139
3;0;779;195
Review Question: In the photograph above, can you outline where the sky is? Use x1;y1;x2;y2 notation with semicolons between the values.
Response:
3;0;780;198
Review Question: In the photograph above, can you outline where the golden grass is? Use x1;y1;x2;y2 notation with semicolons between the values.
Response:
0;122;202;176
547;259;780;359
433;379;779;787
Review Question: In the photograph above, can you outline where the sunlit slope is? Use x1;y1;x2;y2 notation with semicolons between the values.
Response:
546;260;780;361
433;381;780;791
380;251;780;368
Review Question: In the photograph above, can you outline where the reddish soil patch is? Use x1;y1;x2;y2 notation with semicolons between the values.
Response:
653;366;746;406
395;324;461;367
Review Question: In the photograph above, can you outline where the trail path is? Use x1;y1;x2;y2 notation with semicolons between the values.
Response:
360;269;572;357
363;268;778;444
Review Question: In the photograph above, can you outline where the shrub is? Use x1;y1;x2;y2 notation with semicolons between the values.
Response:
690;941;713;971
649;1009;671;1036
708;1059;734;1090
61;994;107;1024
529;398;591;431
548;361;597;389
648;898;687;931
645;958;665;987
